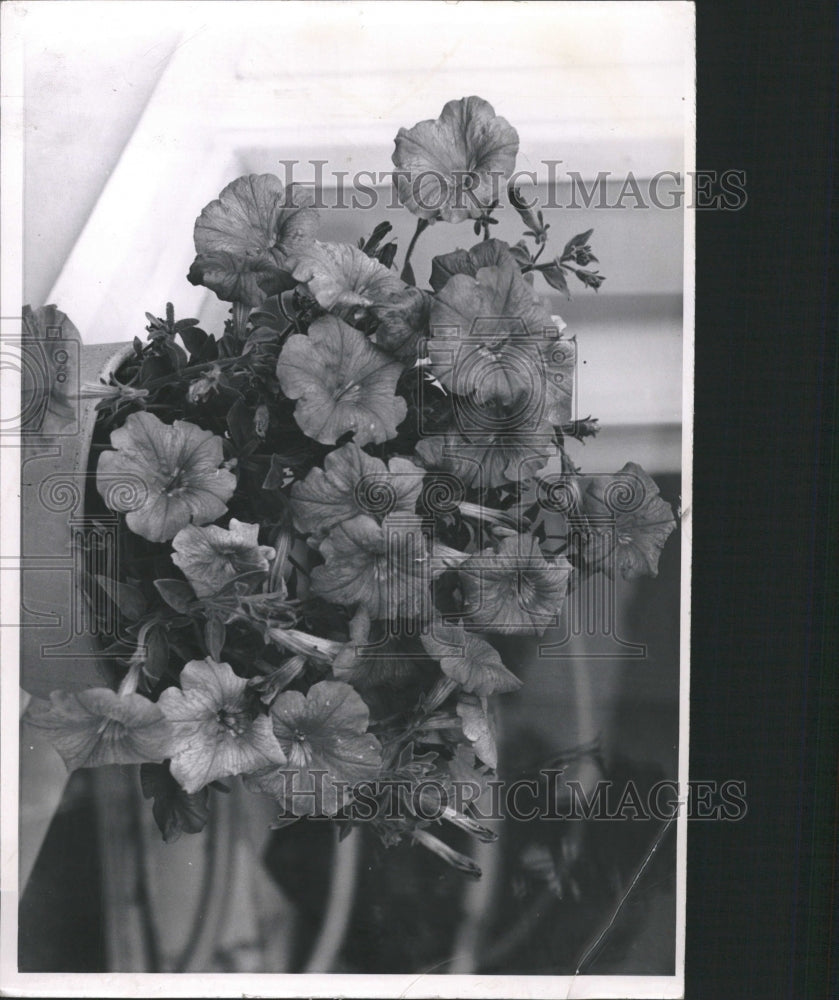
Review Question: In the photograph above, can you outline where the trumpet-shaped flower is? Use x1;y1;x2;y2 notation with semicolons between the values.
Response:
189;174;318;306
291;241;403;313
24;689;173;771
415;411;557;489
392;97;519;223
97;411;236;543
428;259;564;409
290;442;424;537
310;514;431;621
421;617;521;696
171;519;275;597
583;463;677;579
276;315;407;446
244;680;382;815
458;534;572;635
158;658;286;794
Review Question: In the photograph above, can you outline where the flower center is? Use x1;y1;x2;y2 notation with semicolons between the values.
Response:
217;707;247;737
161;469;185;496
335;381;361;401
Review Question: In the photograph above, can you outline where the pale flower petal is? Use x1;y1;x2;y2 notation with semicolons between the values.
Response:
159;658;286;794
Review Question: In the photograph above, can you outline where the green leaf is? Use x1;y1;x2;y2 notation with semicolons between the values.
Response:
94;575;147;621
540;262;571;297
226;397;255;450
154;579;196;614
179;325;208;356
562;229;594;257
140;762;210;843
361;221;393;257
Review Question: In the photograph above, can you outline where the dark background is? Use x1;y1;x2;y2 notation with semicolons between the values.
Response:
690;2;837;999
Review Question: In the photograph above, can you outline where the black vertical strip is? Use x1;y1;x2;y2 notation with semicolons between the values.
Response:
692;2;839;998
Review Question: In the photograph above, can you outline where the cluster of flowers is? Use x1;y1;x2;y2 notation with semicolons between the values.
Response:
25;98;676;870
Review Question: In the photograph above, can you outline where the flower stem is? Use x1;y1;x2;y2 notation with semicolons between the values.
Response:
401;217;430;280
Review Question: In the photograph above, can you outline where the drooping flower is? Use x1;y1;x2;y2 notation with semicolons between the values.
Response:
392;97;519;223
415;412;557;489
290;442;424;537
428;258;566;411
456;694;497;769
96;411;237;543
583;463;677;579
421;617;522;697
291;241;404;313
244;680;382;815
458;534;572;635
310;514;431;621
188;174;318;306
158;658;286;794
276;315;407;446
24;689;173;771
171;519;276;597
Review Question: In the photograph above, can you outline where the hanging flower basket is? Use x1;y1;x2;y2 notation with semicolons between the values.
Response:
20;96;678;973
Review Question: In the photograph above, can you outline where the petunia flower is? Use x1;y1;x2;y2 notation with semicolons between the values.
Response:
276;315;407;446
415;412;557;489
421;617;522;697
429;237;519;293
188;174;318;306
24;689;173;771
428;258;567;413
583;463;677;579
158;658;286;794
291;241;404;314
244;680;382;815
392;97;519;223
458;534;572;635
96;411;237;543
171;519;276;598
290;442;424;537
309;513;431;621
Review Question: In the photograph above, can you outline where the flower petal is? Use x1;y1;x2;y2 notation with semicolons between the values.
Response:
393;97;519;222
310;514;430;620
97;412;236;542
24;689;173;771
158;658;286;793
189;174;318;305
429;260;558;405
292;241;403;312
458;535;572;635
246;680;382;815
421;619;522;696
456;694;497;769
290;442;424;536
276;316;407;446
583;463;677;579
172;519;274;597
